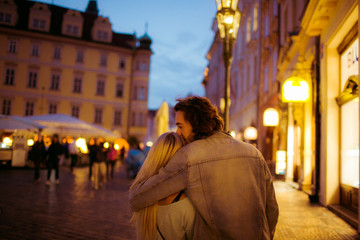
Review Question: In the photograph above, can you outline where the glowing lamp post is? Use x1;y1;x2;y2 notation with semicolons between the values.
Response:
215;0;241;131
282;76;310;102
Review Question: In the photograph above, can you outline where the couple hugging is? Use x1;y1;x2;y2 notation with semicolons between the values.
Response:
129;96;279;240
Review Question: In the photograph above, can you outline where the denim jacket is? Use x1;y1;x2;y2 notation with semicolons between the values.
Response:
129;131;279;239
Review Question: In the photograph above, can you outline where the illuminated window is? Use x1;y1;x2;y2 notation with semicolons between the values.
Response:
253;4;258;32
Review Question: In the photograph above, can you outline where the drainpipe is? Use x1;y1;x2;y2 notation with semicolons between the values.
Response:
309;36;321;203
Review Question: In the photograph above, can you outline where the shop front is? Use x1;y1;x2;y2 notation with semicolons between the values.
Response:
319;1;359;229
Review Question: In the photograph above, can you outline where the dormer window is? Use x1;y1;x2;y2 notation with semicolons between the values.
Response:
92;16;112;43
62;10;83;38
28;3;51;32
0;0;18;26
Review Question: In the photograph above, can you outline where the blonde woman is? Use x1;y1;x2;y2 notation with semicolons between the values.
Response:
130;132;195;240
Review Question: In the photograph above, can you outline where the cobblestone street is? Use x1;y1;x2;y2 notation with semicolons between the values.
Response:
0;163;359;240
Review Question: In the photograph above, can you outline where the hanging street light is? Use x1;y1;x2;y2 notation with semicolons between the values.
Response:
215;0;241;131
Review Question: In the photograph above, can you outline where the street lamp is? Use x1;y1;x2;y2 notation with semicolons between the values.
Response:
215;0;241;131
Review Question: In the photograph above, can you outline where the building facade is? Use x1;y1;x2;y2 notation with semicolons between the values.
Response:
0;0;152;141
206;0;360;231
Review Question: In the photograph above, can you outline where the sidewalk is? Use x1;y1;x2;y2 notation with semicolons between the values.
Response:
273;181;359;240
0;164;358;239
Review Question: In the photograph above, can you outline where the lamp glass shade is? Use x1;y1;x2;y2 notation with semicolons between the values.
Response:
216;0;239;11
282;76;310;102
263;108;279;126
244;126;257;140
215;0;241;39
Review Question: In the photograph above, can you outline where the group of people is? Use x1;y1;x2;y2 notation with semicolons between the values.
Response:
129;96;279;239
29;135;125;187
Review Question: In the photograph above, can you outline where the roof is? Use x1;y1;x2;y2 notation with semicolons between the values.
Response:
7;0;145;50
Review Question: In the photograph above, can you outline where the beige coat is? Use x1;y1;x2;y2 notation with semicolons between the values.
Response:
130;131;279;239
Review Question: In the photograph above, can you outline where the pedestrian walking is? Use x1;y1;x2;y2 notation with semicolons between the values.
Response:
46;134;64;185
91;138;107;190
68;140;80;173
107;143;118;178
29;135;46;182
129;96;279;239
130;132;195;240
124;138;146;179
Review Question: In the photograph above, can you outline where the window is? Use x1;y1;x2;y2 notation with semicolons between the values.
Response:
73;76;82;93
32;18;46;29
138;87;146;100
8;40;17;53
119;57;126;69
53;47;61;60
96;78;105;96
2;99;11;115
264;66;269;93
76;51;84;63
25;101;34;116
273;0;278;16
94;108;103;124
253;56;257;86
97;30;109;40
265;14;270;37
253;4;258;32
71;106;80;118
49;103;57;114
100;54;107;67
114;110;122;126
27;71;38;88
65;24;79;34
116;82;124;98
137;113;144;126
131;112;136;126
137;60;148;71
31;43;40;57
246;18;251;42
272;52;277;82
50;73;60;91
0;12;12;24
4;67;15;85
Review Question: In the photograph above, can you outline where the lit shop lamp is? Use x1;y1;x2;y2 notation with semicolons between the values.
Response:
75;138;88;154
215;0;241;131
27;139;34;146
263;108;279;127
244;126;257;141
282;76;310;102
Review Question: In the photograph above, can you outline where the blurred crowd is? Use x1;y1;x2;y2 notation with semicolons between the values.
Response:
28;134;148;189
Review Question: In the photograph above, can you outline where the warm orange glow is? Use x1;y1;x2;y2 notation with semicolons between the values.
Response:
263;108;279;126
282;76;310;102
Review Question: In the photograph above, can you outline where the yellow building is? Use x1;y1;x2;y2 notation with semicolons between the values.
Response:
0;0;152;142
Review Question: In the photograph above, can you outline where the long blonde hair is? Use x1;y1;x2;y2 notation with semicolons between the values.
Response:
130;132;185;240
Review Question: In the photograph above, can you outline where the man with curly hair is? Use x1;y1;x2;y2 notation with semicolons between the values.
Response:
129;96;279;239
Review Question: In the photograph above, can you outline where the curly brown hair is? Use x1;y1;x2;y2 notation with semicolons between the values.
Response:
174;96;224;140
